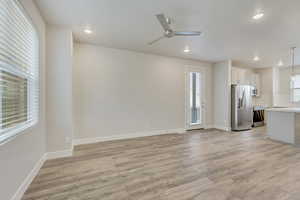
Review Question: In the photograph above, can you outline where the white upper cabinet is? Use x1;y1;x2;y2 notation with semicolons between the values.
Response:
231;67;252;85
231;66;260;96
231;67;244;84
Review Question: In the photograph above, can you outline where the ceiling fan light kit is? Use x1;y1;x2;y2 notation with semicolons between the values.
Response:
148;13;202;45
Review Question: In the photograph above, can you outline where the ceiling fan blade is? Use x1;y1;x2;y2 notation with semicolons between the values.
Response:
156;14;171;31
148;35;166;45
174;31;202;36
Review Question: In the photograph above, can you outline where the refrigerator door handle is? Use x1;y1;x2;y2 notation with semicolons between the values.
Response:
241;90;245;108
238;98;241;109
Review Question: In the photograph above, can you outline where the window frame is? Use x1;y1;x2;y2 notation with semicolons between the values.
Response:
0;0;40;144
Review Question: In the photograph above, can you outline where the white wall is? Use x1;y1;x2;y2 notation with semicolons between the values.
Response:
213;60;232;130
46;26;73;152
0;1;46;200
73;43;213;140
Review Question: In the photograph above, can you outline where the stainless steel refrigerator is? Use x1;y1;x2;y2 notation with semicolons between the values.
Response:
231;84;253;131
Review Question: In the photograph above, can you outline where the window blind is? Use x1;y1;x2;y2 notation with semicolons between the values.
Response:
291;75;300;102
0;0;39;143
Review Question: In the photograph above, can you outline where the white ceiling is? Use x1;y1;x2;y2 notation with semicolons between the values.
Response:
35;0;300;68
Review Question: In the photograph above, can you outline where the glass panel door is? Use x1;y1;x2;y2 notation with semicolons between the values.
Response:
189;72;202;126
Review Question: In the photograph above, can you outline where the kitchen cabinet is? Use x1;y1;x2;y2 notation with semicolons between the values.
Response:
231;67;253;85
231;67;245;84
231;67;260;96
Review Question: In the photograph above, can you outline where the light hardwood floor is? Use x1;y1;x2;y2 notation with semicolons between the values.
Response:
23;127;300;200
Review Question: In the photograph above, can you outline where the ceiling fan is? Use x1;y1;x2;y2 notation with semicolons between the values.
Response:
148;13;202;45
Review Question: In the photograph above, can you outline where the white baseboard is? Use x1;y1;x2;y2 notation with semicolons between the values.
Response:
10;154;46;200
73;128;186;145
174;128;187;134
214;125;231;131
204;124;214;129
10;147;73;200
45;149;73;160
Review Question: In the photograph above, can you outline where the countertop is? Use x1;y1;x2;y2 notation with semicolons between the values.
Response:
265;107;300;113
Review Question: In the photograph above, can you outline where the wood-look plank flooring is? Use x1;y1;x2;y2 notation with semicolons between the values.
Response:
22;127;300;200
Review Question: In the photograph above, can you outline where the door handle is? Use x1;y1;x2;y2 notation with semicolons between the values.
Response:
238;98;242;109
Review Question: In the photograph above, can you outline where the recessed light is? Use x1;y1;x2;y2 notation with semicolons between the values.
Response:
84;28;93;34
253;12;264;20
278;60;283;66
253;56;260;61
183;47;190;53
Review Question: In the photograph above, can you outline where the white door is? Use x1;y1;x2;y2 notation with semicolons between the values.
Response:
186;70;205;130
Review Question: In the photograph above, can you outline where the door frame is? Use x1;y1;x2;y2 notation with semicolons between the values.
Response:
185;66;206;130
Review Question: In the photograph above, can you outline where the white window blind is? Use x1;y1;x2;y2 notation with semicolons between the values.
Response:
0;0;39;143
291;74;300;102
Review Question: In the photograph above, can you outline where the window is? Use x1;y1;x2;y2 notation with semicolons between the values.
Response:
0;0;39;143
291;74;300;102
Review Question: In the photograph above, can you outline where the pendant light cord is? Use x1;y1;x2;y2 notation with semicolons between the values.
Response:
291;47;296;76
291;47;297;103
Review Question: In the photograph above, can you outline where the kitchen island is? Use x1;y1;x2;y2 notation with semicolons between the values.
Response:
266;108;300;145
